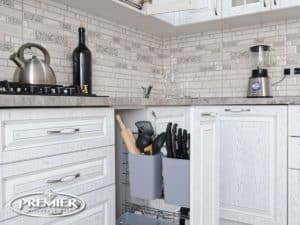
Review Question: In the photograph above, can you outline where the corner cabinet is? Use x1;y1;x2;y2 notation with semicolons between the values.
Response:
201;106;287;225
222;0;270;17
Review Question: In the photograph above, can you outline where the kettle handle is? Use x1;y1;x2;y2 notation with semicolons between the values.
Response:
18;43;51;64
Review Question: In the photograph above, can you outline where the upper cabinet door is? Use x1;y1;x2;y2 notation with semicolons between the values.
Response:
272;0;300;9
222;0;270;17
144;0;203;15
154;0;221;26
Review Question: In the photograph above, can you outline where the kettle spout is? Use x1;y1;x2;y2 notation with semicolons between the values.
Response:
9;53;25;68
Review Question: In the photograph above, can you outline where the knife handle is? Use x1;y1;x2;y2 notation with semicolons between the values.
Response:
166;123;173;158
171;124;178;158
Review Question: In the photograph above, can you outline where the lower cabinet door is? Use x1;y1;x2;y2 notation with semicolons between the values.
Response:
288;170;300;225
1;185;116;225
216;106;287;225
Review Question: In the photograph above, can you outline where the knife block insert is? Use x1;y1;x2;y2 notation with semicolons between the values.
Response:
128;153;163;200
162;157;190;208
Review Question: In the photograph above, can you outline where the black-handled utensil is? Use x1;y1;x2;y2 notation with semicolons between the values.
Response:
166;122;173;158
177;128;183;158
182;129;188;159
187;133;190;159
135;121;154;136
171;123;178;158
153;132;166;155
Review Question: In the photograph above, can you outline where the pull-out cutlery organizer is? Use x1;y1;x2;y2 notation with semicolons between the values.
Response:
162;157;190;208
128;153;163;200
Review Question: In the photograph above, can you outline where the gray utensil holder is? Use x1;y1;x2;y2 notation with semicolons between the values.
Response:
117;213;177;225
162;157;190;208
128;153;162;200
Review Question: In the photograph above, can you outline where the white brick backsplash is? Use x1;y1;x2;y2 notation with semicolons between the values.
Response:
1;0;300;97
0;0;165;97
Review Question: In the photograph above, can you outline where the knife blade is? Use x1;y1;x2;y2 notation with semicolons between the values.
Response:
166;122;173;158
177;128;183;159
182;129;188;159
187;133;190;159
171;123;178;158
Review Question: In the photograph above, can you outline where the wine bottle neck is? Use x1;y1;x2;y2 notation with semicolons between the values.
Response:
79;28;86;45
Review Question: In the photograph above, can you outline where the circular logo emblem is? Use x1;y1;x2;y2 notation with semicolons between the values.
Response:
251;82;262;91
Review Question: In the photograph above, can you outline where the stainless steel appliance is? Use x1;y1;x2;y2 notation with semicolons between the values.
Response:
10;43;56;85
247;45;272;98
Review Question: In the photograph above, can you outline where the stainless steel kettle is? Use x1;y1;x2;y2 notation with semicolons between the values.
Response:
10;43;56;85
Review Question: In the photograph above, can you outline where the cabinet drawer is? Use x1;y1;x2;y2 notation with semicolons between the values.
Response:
0;108;114;163
289;106;300;136
289;170;300;225
289;138;300;169
0;146;115;222
2;185;115;225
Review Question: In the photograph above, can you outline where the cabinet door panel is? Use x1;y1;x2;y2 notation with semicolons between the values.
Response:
154;0;221;26
223;0;270;17
1;185;115;225
144;0;203;15
190;108;219;225
217;106;287;225
288;169;300;225
274;0;300;8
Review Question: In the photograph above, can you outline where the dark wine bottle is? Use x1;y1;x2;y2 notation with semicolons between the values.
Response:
73;27;92;94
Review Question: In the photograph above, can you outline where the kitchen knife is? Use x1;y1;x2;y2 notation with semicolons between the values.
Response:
166;122;173;158
171;123;178;158
177;128;183;159
182;129;188;159
187;133;191;159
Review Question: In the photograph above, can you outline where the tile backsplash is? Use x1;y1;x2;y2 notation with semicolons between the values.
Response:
0;0;300;98
163;20;300;98
0;0;166;97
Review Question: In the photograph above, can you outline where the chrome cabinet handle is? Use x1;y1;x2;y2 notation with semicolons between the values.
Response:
47;128;80;135
263;0;267;7
225;109;251;113
214;0;218;16
47;173;80;184
201;112;217;117
274;0;277;6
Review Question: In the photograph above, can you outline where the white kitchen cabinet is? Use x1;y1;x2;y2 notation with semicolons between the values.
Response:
190;108;219;225
199;106;287;225
0;108;116;225
0;108;114;164
147;107;190;135
144;0;202;15
222;0;270;17
273;0;300;9
2;185;116;225
288;169;300;225
153;0;221;26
